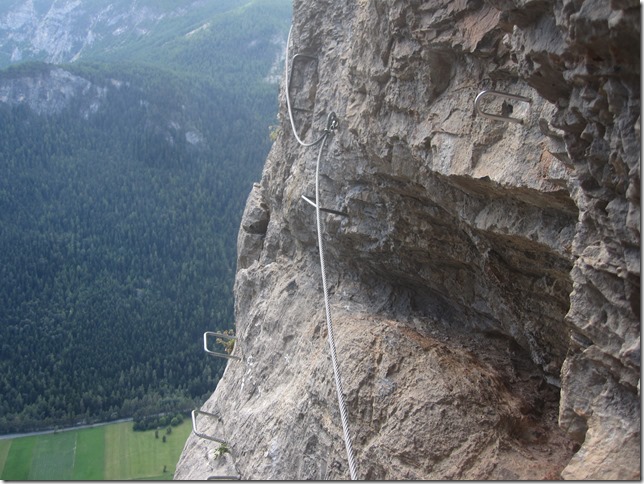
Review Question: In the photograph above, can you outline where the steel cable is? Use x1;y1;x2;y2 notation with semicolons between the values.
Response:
314;132;358;481
284;26;327;148
284;25;358;480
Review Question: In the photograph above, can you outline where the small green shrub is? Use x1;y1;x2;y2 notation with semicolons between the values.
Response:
215;329;235;355
213;442;230;459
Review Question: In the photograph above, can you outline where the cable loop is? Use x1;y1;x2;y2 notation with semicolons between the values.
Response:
284;26;329;147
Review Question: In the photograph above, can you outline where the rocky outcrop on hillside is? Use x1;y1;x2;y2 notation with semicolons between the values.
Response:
0;66;105;116
0;0;205;65
175;0;640;480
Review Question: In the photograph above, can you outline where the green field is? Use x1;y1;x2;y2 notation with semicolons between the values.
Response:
0;420;191;480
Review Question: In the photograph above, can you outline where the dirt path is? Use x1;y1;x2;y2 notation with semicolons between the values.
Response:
0;418;133;440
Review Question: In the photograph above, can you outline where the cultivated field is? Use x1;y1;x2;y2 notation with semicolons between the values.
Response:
0;420;191;480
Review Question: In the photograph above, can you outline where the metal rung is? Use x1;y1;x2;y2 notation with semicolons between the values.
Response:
191;409;228;443
301;195;349;217
288;53;318;93
204;332;242;361
288;53;318;115
474;90;532;124
207;476;241;481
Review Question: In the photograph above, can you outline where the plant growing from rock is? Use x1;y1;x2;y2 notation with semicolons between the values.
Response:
213;442;230;459
216;329;236;355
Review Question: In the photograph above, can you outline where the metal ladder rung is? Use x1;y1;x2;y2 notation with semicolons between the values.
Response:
207;476;241;480
287;54;318;90
301;195;349;217
204;332;242;361
474;89;532;124
191;409;228;443
287;53;319;112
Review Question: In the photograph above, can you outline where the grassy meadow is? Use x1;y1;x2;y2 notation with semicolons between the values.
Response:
0;420;192;480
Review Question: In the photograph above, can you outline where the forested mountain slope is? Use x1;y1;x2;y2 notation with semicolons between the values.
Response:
0;0;285;68
0;0;291;434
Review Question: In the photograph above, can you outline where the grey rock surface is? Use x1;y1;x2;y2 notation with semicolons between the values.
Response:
176;0;640;479
0;66;105;116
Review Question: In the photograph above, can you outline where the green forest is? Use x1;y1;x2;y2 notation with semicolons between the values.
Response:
0;0;291;434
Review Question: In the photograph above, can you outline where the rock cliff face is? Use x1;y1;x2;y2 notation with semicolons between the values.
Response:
175;0;640;480
0;66;106;116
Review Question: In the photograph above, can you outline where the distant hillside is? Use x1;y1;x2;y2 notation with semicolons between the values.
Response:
0;0;289;69
0;0;291;434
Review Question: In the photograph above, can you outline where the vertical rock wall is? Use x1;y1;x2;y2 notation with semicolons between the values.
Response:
175;0;639;480
527;0;641;478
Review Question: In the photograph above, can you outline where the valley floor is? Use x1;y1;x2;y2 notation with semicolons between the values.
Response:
0;419;191;480
0;417;133;441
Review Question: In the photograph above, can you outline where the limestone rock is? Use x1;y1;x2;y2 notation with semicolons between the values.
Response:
0;66;106;116
176;0;640;479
